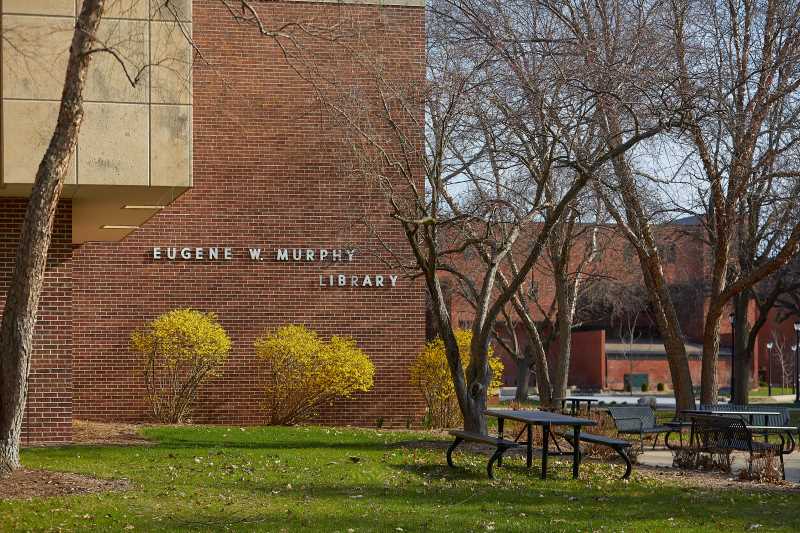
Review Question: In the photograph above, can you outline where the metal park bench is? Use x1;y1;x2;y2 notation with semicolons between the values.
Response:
607;406;678;451
698;404;798;453
446;430;521;479
689;413;786;479
560;431;634;479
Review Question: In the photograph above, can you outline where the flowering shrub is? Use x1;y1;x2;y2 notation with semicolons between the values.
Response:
409;329;504;428
131;309;231;423
254;325;374;425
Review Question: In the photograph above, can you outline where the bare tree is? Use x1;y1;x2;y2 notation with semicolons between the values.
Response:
530;0;698;410
671;0;800;404
541;196;603;400
0;0;106;475
768;331;792;391
733;254;800;402
300;0;676;432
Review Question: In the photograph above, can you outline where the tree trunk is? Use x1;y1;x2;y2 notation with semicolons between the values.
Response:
733;292;752;404
514;347;533;402
700;300;724;405
426;278;475;431
552;279;573;400
638;262;697;411
528;326;554;408
0;0;105;476
463;336;492;434
460;392;487;434
505;289;554;407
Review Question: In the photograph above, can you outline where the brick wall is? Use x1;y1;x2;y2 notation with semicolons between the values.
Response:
0;198;73;444
72;1;427;428
568;330;606;390
606;357;731;391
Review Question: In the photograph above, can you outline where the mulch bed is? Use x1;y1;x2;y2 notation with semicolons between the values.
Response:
0;469;131;500
635;462;800;493
0;420;146;500
71;419;152;446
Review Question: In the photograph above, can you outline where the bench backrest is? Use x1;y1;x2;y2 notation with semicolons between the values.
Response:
698;404;789;426
690;413;752;453
607;406;657;432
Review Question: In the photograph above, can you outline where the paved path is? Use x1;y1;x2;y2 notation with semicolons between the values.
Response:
639;449;800;482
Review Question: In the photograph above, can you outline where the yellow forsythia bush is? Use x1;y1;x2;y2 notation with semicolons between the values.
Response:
131;309;231;423
254;325;375;425
410;329;504;428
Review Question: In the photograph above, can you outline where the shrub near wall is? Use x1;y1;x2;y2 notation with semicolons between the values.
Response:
131;309;231;423
254;325;375;425
410;330;504;428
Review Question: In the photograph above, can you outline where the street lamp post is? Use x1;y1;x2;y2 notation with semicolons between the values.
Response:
794;323;800;405
766;341;773;397
730;313;736;404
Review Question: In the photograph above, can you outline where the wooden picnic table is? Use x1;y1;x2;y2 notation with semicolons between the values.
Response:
484;409;596;480
553;396;601;416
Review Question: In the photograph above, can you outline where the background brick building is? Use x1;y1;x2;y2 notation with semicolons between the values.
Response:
447;220;744;393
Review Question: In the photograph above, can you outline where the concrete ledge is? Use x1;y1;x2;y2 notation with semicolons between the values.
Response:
1;0;426;20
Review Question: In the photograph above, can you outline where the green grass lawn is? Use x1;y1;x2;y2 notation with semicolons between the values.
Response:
2;425;799;532
751;387;795;397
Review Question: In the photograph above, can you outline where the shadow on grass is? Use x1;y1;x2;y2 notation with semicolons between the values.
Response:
144;436;396;453
147;476;796;532
388;439;451;450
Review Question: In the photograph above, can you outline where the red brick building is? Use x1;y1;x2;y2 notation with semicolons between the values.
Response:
446;220;752;393
1;0;426;444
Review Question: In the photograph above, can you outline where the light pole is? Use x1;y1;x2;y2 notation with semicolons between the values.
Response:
794;322;800;405
729;313;736;403
766;341;773;397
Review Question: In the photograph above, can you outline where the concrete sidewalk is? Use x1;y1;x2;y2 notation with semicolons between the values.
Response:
639;449;800;482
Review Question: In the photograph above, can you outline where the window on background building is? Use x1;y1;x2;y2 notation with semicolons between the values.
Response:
660;242;677;264
528;280;539;301
623;243;635;261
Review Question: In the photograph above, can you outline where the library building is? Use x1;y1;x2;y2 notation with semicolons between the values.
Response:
0;0;427;444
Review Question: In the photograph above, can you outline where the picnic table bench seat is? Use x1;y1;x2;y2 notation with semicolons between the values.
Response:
446;430;521;479
559;432;634;479
697;404;799;453
606;406;678;450
689;413;786;479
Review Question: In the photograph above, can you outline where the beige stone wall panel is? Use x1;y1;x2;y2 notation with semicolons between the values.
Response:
150;21;192;105
85;18;150;103
2;99;77;184
77;102;149;185
151;0;191;22
150;104;191;186
76;0;148;20
2;15;73;100
2;0;75;16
